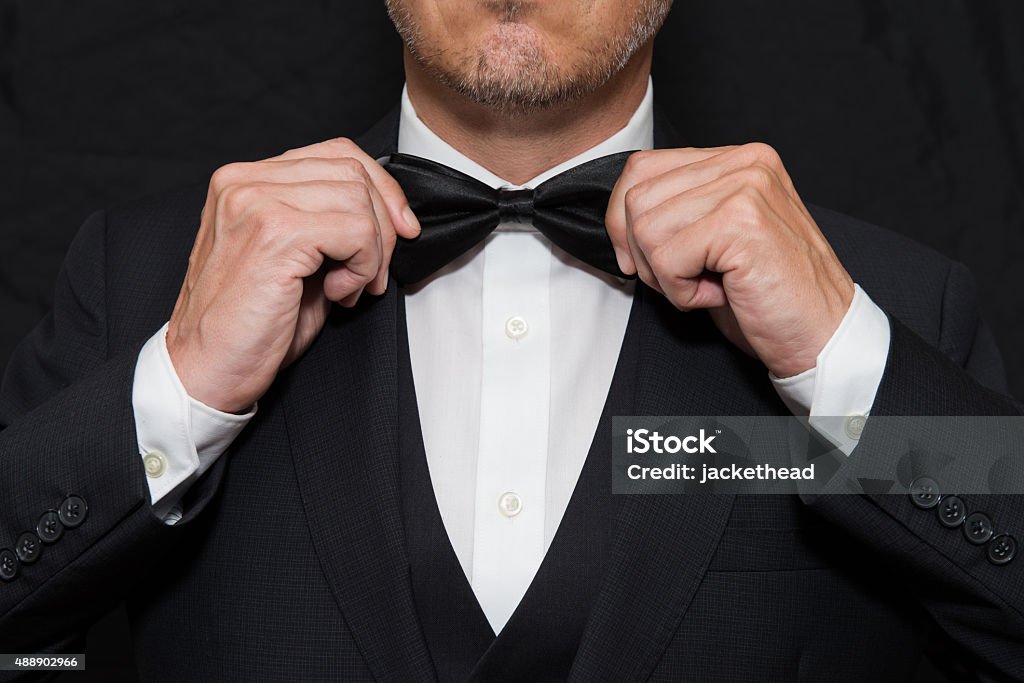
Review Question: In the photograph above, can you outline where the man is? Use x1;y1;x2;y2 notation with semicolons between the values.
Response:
0;0;1021;680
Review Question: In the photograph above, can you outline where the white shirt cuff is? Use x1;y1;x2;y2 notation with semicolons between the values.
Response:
770;284;891;455
132;323;255;523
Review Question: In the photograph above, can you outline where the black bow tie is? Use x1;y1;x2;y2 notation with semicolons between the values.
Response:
382;151;637;284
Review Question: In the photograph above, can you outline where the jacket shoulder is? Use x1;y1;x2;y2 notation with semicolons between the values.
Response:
810;204;963;344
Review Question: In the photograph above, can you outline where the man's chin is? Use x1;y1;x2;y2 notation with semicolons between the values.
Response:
478;21;548;66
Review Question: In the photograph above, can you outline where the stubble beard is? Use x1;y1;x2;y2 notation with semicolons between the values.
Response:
386;0;672;115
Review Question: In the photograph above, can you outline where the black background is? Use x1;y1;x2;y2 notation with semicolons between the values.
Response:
0;1;1021;680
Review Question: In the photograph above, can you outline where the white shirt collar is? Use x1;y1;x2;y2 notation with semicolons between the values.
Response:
397;77;654;190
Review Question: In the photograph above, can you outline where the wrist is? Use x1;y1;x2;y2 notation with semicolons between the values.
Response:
766;277;854;378
166;327;250;415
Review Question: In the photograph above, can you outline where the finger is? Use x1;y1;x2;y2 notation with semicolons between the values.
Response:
626;164;766;256
623;147;789;220
273;138;420;239
643;219;724;309
622;152;815;270
217;179;375;221
624;206;661;294
364;181;394;296
212;172;394;290
607;147;735;272
257;208;383;302
315;213;383;304
606;181;637;275
211;157;379;199
627;184;728;260
360;155;421;240
620;147;737;184
646;193;772;309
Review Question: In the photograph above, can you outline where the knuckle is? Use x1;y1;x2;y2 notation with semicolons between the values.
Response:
723;190;762;224
350;214;379;242
623;149;655;177
741;164;776;193
210;163;244;194
339;180;374;209
624;183;649;215
630;212;658;251
219;183;259;217
336;156;370;181
743;142;781;167
629;209;650;238
329;136;357;151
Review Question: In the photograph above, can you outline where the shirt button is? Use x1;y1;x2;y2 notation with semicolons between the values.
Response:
504;316;529;341
844;415;867;440
498;492;523;517
144;450;168;478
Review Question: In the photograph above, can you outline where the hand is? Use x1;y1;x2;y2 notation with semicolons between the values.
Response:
606;143;854;378
166;138;420;413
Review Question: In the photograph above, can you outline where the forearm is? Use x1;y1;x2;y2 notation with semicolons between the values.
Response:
805;320;1024;679
0;352;156;649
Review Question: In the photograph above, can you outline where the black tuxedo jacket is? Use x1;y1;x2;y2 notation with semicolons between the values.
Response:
1;106;1022;682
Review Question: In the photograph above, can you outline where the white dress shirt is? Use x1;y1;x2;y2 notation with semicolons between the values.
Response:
131;77;891;634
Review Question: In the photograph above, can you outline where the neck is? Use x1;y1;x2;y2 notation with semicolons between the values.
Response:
404;48;652;185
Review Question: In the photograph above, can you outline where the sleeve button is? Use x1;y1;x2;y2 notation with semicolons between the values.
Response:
909;477;941;509
987;534;1016;565
15;532;41;564
0;549;18;581
963;512;994;545
36;510;64;543
58;495;88;529
937;495;966;528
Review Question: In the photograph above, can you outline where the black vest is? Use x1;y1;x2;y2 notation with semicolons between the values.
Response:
396;292;640;681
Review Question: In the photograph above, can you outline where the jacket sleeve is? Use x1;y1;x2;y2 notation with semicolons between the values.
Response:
0;210;226;660
806;261;1024;681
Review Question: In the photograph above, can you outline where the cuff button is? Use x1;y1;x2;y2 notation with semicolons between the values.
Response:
844;415;866;440
0;549;18;581
988;534;1016;566
36;510;64;544
964;512;994;545
909;477;941;509
58;495;88;529
143;450;168;478
937;495;966;528
15;532;41;565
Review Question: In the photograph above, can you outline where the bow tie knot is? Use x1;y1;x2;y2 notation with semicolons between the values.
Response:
497;188;535;226
382;151;637;284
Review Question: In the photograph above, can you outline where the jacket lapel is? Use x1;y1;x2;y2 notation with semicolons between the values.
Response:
280;110;437;682
569;113;783;681
569;286;785;681
280;287;435;682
